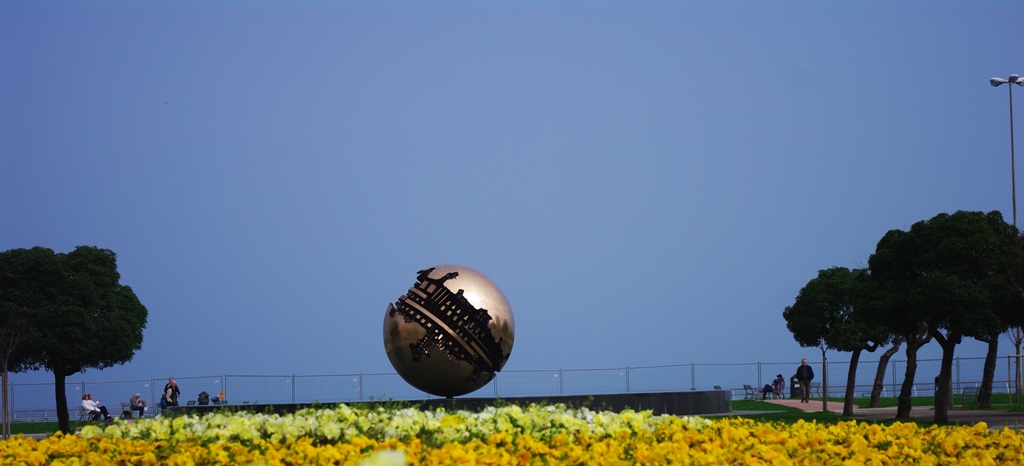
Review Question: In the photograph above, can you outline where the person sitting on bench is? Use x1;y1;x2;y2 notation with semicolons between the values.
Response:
82;394;112;422
130;393;147;418
760;383;775;400
772;374;785;399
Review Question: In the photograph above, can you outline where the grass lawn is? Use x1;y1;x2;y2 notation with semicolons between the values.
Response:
728;400;845;424
733;396;937;410
6;420;101;435
817;393;1024;411
727;399;951;427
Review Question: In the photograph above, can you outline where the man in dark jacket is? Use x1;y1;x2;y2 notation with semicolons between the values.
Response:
795;359;814;403
163;377;181;407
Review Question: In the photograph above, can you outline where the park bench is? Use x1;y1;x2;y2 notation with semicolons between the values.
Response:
960;386;978;410
743;384;758;401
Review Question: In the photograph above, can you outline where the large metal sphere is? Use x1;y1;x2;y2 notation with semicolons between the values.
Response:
383;265;515;397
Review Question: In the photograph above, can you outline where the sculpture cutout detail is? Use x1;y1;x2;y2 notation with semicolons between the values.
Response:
383;265;515;397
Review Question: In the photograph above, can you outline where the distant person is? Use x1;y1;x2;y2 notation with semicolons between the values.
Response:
163;377;181;407
760;383;774;400
795;359;814;403
130;393;147;418
81;394;112;422
772;374;785;399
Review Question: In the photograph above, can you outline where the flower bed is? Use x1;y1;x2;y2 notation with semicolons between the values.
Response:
0;403;1021;465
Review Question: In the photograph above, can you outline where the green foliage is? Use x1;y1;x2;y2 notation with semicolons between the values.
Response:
783;267;889;352
0;246;148;376
0;247;55;374
868;211;1016;340
36;247;148;376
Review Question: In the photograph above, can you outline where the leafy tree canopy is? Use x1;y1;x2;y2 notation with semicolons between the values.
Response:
783;267;889;352
0;247;55;374
868;210;1015;339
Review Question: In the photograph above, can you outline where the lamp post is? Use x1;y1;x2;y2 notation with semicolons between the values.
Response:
991;74;1023;227
992;74;1024;403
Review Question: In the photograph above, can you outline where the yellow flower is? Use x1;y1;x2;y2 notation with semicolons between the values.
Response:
356;450;407;466
4;402;1024;464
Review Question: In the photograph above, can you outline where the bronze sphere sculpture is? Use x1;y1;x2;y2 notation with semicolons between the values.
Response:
383;265;515;398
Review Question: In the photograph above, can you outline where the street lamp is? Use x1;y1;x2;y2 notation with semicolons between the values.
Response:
991;74;1023;227
993;74;1024;403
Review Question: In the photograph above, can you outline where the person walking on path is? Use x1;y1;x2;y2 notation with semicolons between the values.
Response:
795;359;814;403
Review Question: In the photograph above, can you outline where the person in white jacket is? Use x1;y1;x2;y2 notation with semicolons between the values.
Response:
81;394;112;421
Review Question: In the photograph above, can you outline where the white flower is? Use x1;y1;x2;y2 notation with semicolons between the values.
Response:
79;425;103;439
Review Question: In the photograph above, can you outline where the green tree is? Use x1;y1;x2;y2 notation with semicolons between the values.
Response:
992;229;1024;400
869;211;1014;422
0;246;148;433
783;267;890;416
0;248;50;439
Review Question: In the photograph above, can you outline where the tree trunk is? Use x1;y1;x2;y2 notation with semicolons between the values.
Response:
1010;327;1024;400
55;372;70;434
842;348;862;417
976;334;999;408
1016;337;1023;398
871;341;901;407
1;371;8;440
897;344;918;419
897;329;931;419
930;329;961;423
820;346;828;413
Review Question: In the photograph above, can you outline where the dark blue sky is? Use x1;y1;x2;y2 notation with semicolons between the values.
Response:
2;1;1022;383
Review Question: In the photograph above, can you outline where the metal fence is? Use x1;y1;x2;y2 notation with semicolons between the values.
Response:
5;356;1021;422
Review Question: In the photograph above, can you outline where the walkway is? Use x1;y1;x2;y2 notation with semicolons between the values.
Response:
763;399;1024;429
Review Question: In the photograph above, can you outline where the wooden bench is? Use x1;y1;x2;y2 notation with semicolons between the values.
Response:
743;384;758;401
960;387;978;410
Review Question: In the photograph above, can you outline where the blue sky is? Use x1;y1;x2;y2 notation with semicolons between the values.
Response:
2;1;1022;385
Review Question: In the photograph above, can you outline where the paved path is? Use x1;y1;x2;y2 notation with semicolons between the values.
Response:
762;399;1024;429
